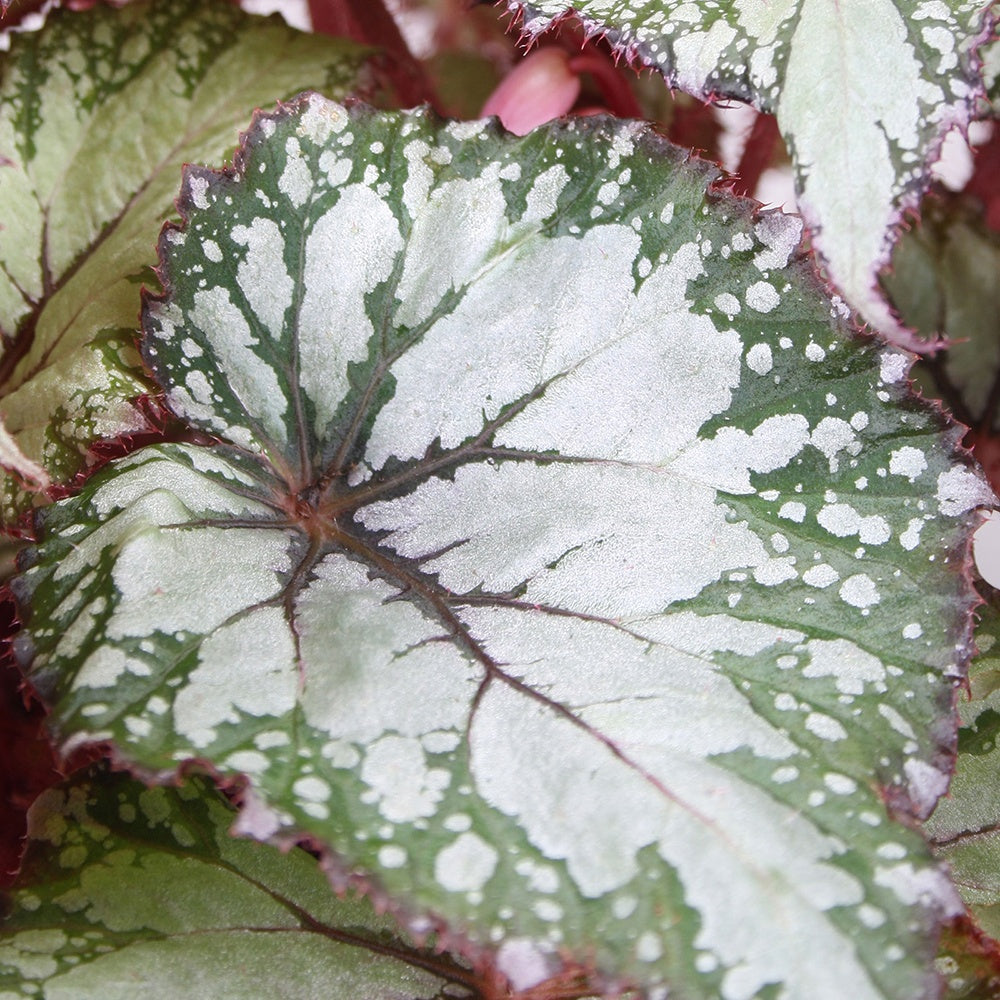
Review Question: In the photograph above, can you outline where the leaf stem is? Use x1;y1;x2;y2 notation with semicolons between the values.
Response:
566;51;642;119
731;112;781;200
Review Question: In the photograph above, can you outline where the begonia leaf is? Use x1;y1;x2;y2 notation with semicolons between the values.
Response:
927;598;1000;938
0;0;371;525
0;766;477;999
14;95;991;998
925;595;1000;998
503;0;995;342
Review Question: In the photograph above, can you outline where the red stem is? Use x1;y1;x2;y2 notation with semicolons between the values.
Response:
567;51;643;119
732;112;781;199
306;0;434;108
0;0;48;23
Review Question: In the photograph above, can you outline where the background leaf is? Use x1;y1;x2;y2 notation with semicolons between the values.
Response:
502;0;995;343
881;192;1000;487
16;96;989;998
0;765;477;998
884;194;1000;405
0;0;371;526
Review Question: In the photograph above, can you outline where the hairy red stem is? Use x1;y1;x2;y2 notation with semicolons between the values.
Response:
732;111;782;199
567;51;642;119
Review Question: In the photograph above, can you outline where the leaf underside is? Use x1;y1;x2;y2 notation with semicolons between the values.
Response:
504;0;994;339
0;0;370;526
0;765;476;999
15;96;989;999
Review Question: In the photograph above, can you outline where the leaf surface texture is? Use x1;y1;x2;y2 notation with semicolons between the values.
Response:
16;96;988;998
0;0;370;523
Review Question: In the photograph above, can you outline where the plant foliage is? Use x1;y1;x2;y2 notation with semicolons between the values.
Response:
10;89;990;997
0;1;997;997
505;0;995;342
0;765;477;998
0;0;369;526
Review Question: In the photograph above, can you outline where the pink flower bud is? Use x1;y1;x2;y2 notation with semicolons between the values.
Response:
481;48;581;136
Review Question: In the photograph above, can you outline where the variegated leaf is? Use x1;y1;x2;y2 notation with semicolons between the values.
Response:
927;597;1000;936
0;766;476;999
0;0;371;526
503;0;995;343
15;95;989;998
924;593;1000;997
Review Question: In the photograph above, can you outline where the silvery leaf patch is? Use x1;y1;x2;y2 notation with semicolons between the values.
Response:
0;766;477;999
0;0;370;525
14;95;990;998
504;0;995;344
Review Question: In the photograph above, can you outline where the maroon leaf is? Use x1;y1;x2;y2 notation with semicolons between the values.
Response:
965;125;1000;233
